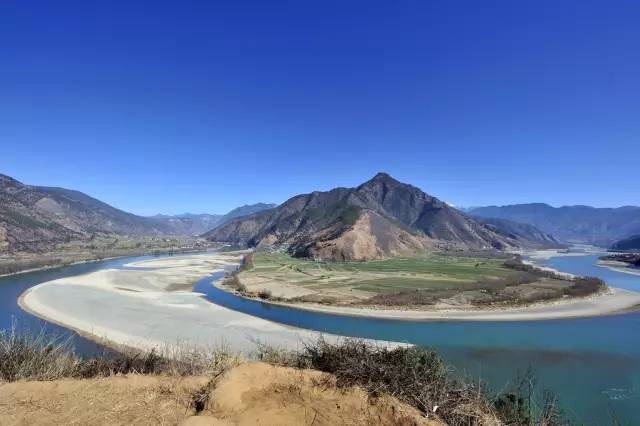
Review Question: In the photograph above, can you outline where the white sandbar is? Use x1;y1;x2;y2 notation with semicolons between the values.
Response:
19;253;345;353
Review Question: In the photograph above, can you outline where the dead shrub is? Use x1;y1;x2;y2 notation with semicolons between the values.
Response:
564;276;606;297
0;325;237;381
259;338;569;426
223;274;247;293
257;289;272;299
261;338;496;425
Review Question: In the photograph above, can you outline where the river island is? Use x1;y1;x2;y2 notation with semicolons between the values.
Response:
19;249;640;353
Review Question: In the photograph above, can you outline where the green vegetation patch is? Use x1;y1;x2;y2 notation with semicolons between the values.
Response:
243;252;521;295
353;277;479;294
340;206;361;226
3;211;54;230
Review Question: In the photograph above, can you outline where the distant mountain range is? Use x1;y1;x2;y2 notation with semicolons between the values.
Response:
151;204;276;236
149;213;224;236
472;217;563;249
10;170;618;257
469;203;640;246
611;235;640;252
0;174;170;251
204;173;557;261
218;203;278;224
0;173;274;252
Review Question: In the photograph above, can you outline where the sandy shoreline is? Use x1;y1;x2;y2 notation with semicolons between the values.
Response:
18;249;640;355
1;256;125;279
213;247;640;321
216;280;640;322
519;246;603;260
597;260;640;277
18;252;352;354
0;247;216;279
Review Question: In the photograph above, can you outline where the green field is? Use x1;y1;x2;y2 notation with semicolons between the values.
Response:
241;252;519;296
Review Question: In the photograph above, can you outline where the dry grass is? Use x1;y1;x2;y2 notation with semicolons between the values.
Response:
0;325;239;383
230;252;603;310
259;338;569;426
0;327;80;382
202;361;440;425
260;338;499;425
1;328;570;425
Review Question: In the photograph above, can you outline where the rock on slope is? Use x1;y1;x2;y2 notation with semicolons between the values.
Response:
204;173;520;261
0;174;173;252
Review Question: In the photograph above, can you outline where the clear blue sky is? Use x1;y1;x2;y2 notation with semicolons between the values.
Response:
1;1;638;215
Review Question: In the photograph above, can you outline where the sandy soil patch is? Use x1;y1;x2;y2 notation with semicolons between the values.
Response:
196;362;440;425
0;375;208;426
0;363;442;426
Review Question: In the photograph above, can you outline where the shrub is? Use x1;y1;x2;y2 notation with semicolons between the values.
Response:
493;368;566;426
0;325;237;381
564;276;606;297
257;289;272;299
240;253;254;271
340;206;361;226
258;338;569;426
365;289;447;306
262;338;497;425
503;256;568;280
224;274;247;293
476;271;539;290
0;326;80;381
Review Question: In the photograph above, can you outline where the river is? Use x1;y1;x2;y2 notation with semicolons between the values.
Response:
1;251;638;424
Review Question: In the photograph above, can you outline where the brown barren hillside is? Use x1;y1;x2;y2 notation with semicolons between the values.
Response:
204;173;537;261
0;174;174;252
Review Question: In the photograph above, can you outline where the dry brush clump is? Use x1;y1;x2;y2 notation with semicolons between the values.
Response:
0;326;238;382
564;276;606;297
492;368;567;426
0;326;80;381
365;289;454;306
258;338;570;426
257;288;272;299
504;256;606;297
259;338;498;425
2;328;571;425
222;273;247;293
239;252;255;271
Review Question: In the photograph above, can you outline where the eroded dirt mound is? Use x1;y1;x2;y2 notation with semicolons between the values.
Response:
193;362;440;425
0;362;442;425
0;375;208;426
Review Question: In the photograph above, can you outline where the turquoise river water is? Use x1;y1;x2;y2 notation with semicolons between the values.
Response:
1;252;638;424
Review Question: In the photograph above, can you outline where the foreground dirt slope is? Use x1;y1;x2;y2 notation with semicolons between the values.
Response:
0;375;208;425
0;362;442;426
194;362;439;425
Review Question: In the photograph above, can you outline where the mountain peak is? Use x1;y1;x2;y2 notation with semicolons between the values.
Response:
360;172;403;188
0;173;25;191
206;175;519;260
371;172;394;181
